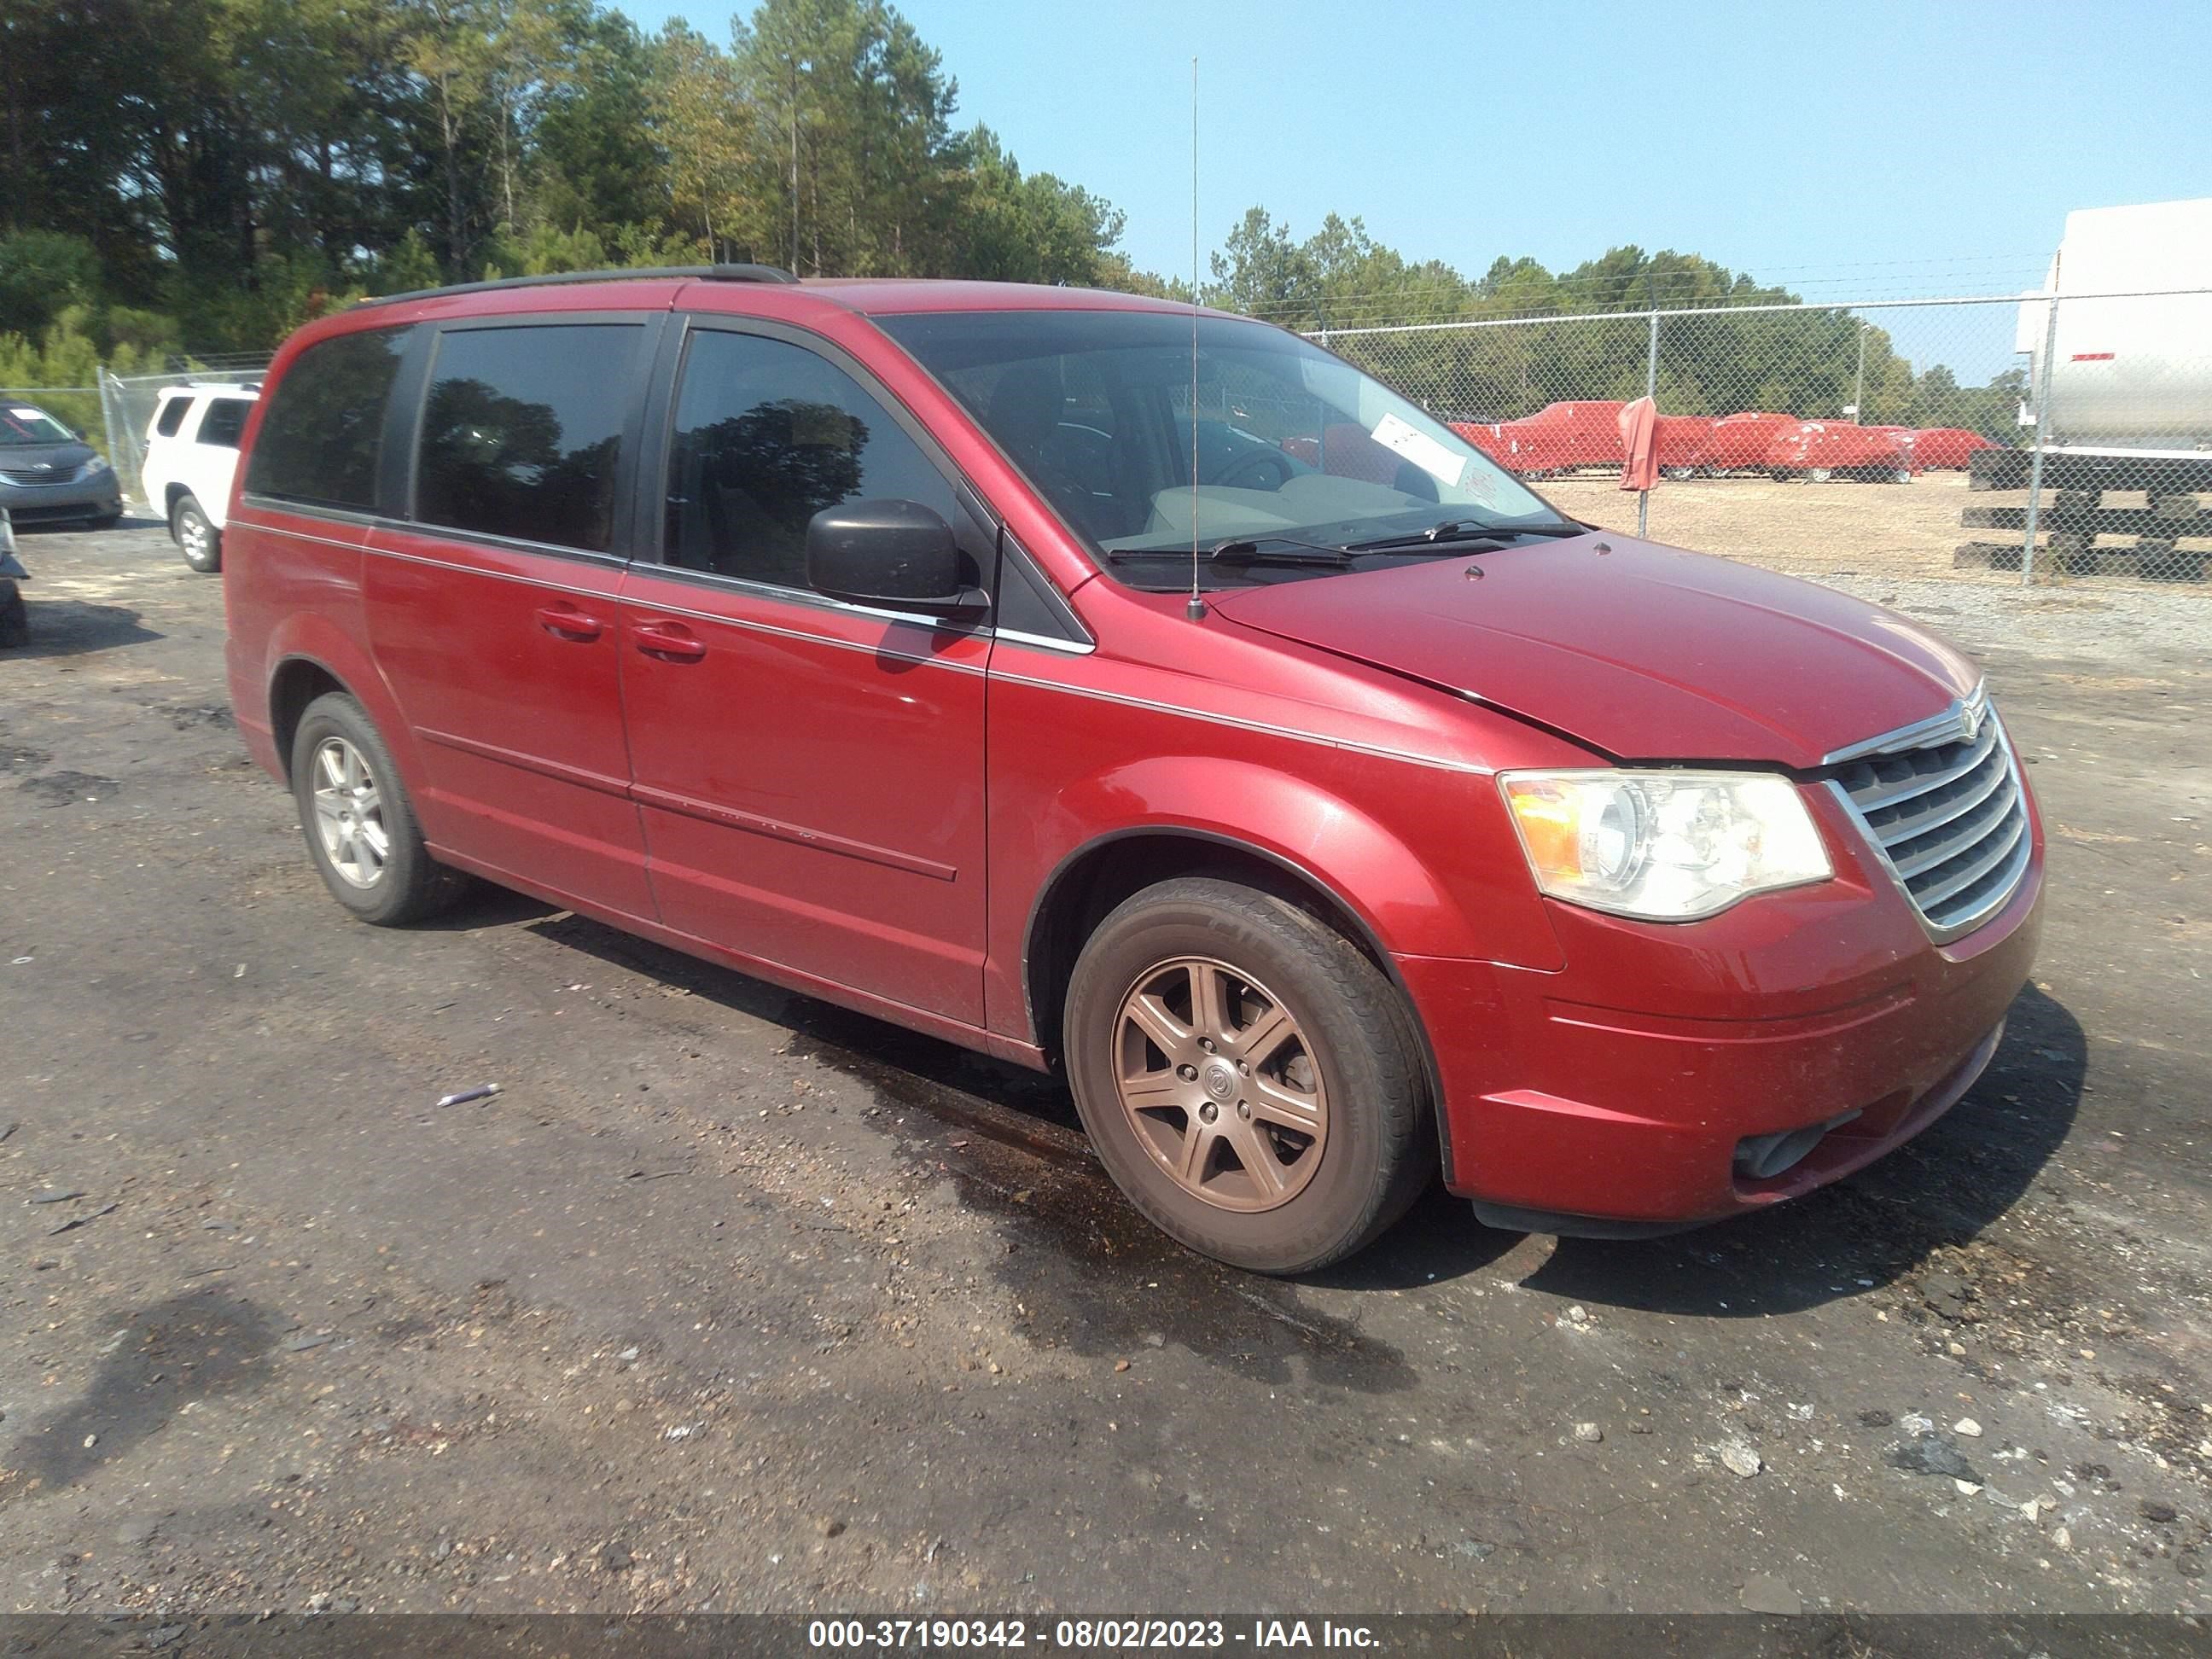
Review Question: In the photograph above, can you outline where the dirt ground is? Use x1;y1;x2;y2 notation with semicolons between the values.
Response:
2;520;2209;1621
1546;469;2212;593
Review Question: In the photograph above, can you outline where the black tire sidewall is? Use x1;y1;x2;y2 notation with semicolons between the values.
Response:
174;497;220;572
1063;880;1423;1274
289;694;441;925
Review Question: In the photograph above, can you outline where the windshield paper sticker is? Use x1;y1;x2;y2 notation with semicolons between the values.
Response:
10;408;46;421
1371;413;1470;488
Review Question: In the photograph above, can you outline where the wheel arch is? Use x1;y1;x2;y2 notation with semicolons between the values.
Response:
258;614;427;799
1021;825;1455;1184
267;655;350;783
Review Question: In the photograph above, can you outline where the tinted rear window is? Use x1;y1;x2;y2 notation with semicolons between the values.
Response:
197;399;251;448
154;396;190;438
413;323;642;553
244;329;407;511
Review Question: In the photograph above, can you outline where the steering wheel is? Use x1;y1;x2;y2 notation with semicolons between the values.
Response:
1212;449;1294;492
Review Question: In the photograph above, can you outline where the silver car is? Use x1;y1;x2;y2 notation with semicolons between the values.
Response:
0;402;123;528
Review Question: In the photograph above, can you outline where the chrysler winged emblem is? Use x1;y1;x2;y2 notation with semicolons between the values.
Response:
1959;701;1981;744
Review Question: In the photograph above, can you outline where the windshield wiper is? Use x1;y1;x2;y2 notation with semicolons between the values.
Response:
1106;534;1353;568
1345;518;1586;553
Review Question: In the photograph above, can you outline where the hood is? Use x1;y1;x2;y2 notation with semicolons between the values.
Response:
0;440;96;474
1208;533;1977;768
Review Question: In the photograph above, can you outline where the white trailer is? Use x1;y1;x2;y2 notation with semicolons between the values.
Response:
2015;197;2212;455
1960;198;2212;578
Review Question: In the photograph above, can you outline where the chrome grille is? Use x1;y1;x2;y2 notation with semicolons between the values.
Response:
1827;685;2031;942
0;468;67;486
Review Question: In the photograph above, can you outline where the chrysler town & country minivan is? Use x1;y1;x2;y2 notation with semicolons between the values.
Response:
222;265;2043;1272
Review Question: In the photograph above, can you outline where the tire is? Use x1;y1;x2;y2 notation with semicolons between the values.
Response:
172;494;221;573
1806;467;1832;484
0;580;26;649
289;692;468;926
1062;876;1433;1274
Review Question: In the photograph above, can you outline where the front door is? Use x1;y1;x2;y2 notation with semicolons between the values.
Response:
364;317;657;917
617;322;992;1026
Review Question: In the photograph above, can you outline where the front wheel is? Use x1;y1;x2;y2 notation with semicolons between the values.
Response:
289;693;467;926
1062;876;1432;1273
173;494;221;573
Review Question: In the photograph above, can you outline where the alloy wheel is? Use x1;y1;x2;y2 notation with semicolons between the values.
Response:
310;736;388;888
1113;956;1328;1212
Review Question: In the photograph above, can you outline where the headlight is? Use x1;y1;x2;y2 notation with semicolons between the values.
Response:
1499;769;1831;921
76;456;112;480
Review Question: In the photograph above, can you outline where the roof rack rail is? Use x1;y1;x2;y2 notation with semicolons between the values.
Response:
352;263;800;311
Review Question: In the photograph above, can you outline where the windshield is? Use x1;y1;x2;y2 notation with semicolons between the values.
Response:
875;308;1564;588
1;405;76;446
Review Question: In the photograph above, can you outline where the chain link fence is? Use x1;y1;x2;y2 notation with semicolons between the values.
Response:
98;364;268;509
1310;288;2212;589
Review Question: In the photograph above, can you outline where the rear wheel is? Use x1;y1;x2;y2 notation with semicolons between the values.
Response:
1062;876;1432;1273
289;693;467;926
0;580;26;649
172;494;220;573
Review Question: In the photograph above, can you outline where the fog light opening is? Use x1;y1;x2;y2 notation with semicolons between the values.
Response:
1734;1109;1863;1182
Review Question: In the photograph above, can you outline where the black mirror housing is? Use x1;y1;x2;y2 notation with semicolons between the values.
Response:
806;498;981;614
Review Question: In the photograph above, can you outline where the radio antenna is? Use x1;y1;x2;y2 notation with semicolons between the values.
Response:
1185;55;1206;621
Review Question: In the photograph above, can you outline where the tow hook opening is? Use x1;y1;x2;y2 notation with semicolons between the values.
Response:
1734;1109;1864;1182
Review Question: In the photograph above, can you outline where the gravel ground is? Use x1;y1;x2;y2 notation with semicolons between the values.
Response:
0;519;2208;1622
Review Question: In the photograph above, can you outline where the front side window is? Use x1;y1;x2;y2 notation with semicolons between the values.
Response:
196;399;251;449
415;323;642;553
877;309;1563;589
662;329;954;588
244;328;408;510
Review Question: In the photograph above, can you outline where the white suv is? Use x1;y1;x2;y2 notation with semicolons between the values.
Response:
142;384;259;573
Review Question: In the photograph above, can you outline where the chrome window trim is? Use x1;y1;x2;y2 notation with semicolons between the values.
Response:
992;628;1096;657
368;538;627;580
621;558;992;637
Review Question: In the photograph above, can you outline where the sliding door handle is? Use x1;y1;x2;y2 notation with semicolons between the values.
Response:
534;603;605;641
631;620;706;661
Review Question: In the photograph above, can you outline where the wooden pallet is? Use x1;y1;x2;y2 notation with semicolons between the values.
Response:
1957;461;2210;580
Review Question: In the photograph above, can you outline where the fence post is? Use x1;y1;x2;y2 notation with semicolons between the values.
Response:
2019;277;2062;586
96;370;121;485
1639;308;1659;538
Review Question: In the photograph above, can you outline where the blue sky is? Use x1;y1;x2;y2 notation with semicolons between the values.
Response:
614;0;2207;380
613;0;2209;294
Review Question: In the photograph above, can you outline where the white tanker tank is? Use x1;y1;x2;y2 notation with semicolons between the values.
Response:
2016;198;2212;456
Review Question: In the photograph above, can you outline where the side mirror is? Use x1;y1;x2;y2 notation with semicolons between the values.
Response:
806;498;983;614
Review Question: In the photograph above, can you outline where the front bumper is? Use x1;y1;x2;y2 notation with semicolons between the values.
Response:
0;473;123;523
1400;786;2046;1232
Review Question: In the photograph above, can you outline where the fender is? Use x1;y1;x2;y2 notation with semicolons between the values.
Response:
259;611;434;803
1030;754;1490;962
1009;757;1543;1192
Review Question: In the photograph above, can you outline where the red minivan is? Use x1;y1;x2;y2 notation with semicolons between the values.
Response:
222;266;2043;1272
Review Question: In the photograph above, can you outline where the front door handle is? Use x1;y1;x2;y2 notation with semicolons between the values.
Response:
631;620;706;661
535;602;605;641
